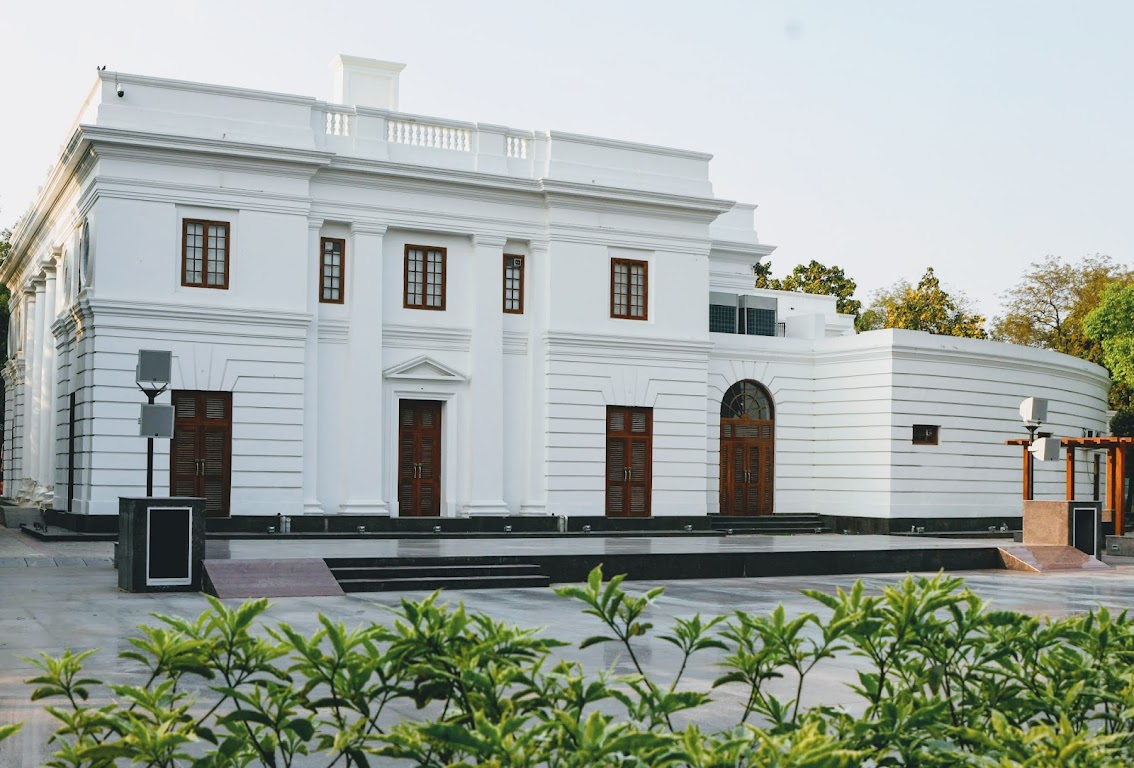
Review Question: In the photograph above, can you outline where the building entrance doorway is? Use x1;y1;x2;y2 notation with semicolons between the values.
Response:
170;391;232;517
605;406;652;517
719;380;774;516
397;400;442;516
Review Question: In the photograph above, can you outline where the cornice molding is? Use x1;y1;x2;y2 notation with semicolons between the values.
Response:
317;319;349;344
383;323;471;351
471;234;508;250
538;179;734;218
82;125;333;169
79;298;311;336
711;240;777;262
350;221;389;237
546;330;711;360
89;176;312;216
503;330;528;355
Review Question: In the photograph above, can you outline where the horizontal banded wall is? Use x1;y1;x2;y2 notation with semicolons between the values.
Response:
75;299;308;516
707;339;820;516
882;331;1109;521
545;332;710;518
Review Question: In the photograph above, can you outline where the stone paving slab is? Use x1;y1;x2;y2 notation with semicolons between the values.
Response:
5;560;1134;767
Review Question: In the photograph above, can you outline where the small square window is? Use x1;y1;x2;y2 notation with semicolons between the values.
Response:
912;425;939;445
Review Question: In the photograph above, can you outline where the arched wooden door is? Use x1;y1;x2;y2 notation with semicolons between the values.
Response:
719;381;774;516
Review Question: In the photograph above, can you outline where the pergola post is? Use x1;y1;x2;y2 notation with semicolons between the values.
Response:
1066;445;1075;500
1108;448;1118;528
1117;446;1127;535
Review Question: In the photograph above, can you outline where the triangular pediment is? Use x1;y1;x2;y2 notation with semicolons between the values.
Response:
383;355;468;382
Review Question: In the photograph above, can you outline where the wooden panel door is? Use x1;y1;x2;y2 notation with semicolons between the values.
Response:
170;391;232;517
397;400;442;516
720;420;774;516
606;406;652;517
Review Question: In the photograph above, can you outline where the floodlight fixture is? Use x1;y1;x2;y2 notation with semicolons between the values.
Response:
1028;436;1060;462
1019;397;1048;427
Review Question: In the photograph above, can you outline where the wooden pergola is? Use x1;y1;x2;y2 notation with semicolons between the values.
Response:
1005;436;1134;533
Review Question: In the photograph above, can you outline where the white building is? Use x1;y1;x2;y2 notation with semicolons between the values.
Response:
0;57;1110;531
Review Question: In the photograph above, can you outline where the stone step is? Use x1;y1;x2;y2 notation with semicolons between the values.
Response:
330;564;544;580
337;574;552;592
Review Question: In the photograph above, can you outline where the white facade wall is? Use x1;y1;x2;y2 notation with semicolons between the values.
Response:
0;60;1112;527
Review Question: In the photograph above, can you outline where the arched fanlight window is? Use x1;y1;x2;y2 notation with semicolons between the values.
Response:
720;380;774;421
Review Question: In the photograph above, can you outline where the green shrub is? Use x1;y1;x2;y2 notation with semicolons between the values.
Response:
12;568;1134;766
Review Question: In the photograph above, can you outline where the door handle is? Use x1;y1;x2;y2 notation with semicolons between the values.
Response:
624;467;631;481
196;459;204;477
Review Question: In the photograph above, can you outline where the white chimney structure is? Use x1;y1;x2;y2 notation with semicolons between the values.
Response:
331;55;405;110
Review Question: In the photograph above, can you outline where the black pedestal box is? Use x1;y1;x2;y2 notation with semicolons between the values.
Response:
118;497;206;592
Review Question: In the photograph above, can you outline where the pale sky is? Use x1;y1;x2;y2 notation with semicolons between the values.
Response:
2;0;1132;319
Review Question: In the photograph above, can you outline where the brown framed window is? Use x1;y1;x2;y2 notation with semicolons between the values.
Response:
404;245;446;310
610;258;647;320
319;237;346;304
503;254;524;314
182;219;230;289
912;425;939;445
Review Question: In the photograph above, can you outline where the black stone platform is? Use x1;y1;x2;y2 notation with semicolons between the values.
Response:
197;534;1008;596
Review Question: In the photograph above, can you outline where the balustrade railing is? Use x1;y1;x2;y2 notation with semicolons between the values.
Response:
388;119;471;152
324;111;351;136
506;135;528;159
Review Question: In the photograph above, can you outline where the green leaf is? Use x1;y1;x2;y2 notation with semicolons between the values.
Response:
286;718;314;741
579;635;615;650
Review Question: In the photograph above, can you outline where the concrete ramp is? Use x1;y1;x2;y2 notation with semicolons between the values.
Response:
998;545;1109;573
203;558;344;598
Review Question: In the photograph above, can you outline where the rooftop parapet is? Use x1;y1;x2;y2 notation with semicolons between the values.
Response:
78;59;714;199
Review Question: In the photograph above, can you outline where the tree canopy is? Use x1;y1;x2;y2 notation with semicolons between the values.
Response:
1084;282;1134;391
858;267;987;338
991;254;1132;362
754;259;862;319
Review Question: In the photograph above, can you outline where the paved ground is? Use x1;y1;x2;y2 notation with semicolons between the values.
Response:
3;525;1134;766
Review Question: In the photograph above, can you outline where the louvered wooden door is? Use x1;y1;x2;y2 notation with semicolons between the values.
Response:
720;420;773;516
606;406;652;518
397;400;442;517
170;391;232;517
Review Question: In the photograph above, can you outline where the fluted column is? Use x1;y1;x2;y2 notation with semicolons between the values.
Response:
15;289;33;496
26;278;45;493
463;234;509;515
520;242;550;515
340;221;387;515
39;262;58;501
302;218;324;514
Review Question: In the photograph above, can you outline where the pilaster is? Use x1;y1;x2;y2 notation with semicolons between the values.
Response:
340;221;388;515
26;278;45;493
39;261;58;503
463;234;509;516
520;241;550;515
302;217;324;514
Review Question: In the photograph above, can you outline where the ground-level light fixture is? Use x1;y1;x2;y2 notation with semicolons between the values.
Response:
136;350;173;496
